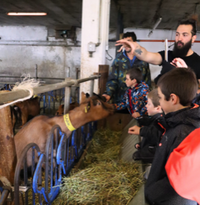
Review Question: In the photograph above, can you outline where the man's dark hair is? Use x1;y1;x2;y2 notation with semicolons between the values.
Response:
178;18;197;36
157;68;198;106
126;68;143;83
122;32;137;42
148;88;160;107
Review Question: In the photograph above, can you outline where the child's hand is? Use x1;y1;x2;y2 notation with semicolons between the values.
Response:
135;143;140;149
128;125;141;135
102;94;111;102
132;112;140;118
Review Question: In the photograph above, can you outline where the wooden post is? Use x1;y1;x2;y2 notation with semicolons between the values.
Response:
98;65;109;95
0;92;16;185
98;65;109;128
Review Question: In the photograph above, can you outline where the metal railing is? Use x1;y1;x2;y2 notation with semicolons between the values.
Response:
0;74;100;114
13;122;96;205
0;74;100;204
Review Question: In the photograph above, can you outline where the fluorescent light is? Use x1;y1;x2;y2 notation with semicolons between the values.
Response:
152;17;162;30
148;17;162;37
7;12;47;16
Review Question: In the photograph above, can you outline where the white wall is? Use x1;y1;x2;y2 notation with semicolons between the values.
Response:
0;26;81;83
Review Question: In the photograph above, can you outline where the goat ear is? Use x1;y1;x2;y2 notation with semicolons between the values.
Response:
96;100;102;106
80;92;86;103
86;93;90;98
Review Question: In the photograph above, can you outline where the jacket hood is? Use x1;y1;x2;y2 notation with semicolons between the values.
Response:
165;105;200;129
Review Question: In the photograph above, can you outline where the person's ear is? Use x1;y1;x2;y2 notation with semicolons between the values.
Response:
192;34;197;44
133;79;137;84
170;93;179;104
156;105;162;112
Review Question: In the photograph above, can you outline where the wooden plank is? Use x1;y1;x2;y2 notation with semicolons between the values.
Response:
98;65;109;95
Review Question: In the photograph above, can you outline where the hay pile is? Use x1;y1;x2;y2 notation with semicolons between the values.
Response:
53;129;144;205
81;129;122;166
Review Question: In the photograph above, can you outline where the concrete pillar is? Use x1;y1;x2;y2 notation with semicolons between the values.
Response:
80;0;110;95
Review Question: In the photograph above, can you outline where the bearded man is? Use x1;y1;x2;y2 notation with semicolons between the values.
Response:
115;18;200;86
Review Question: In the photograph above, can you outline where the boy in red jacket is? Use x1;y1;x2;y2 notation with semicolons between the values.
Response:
114;68;149;118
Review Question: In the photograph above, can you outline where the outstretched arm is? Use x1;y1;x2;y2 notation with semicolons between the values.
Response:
115;39;162;65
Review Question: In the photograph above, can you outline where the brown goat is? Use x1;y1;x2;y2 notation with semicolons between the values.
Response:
55;102;79;115
14;92;115;166
13;97;40;126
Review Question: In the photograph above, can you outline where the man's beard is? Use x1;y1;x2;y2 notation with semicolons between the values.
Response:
125;47;132;53
172;39;192;58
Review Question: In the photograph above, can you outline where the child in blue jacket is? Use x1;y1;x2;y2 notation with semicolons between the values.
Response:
114;68;149;118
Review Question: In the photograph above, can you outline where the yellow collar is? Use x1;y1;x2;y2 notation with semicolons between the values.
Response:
63;113;76;131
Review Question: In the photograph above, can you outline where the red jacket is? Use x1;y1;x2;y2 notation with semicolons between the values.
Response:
165;127;200;204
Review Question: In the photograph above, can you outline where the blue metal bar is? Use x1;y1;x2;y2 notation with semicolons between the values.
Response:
0;189;10;204
14;143;41;205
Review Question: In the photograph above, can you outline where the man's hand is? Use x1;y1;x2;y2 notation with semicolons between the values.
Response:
128;125;141;135
115;39;138;55
132;112;140;118
117;45;124;52
102;94;111;102
171;58;188;68
197;80;200;94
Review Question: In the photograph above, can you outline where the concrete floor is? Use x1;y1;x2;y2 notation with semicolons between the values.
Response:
119;118;149;205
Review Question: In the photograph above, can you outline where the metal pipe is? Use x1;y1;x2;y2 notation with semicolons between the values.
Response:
148;17;162;37
0;76;21;79
165;39;168;61
0;189;10;204
0;40;81;47
0;75;64;80
11;76;100;81
152;17;162;30
76;74;100;84
90;80;94;96
35;64;38;80
0;75;100;105
64;78;71;114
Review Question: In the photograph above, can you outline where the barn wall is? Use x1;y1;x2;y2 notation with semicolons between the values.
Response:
0;25;200;86
0;26;81;84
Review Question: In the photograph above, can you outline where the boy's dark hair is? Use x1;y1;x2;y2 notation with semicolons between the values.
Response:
126;68;143;83
178;17;197;36
148;88;160;107
157;68;198;106
122;32;137;42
